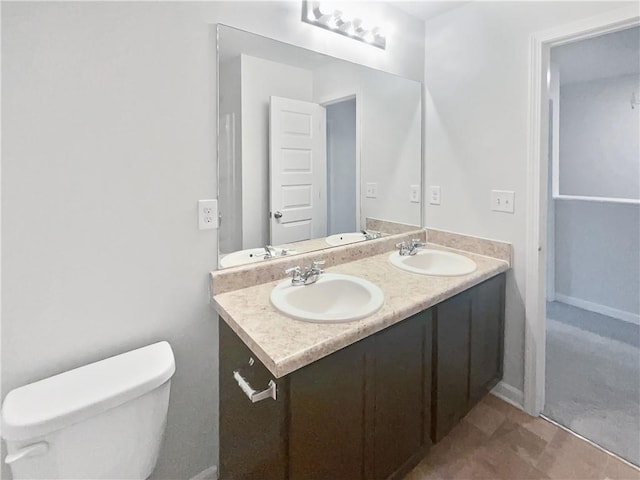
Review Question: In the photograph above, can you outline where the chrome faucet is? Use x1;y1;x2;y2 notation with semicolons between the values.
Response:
396;239;426;256
361;229;382;240
263;245;277;259
285;260;325;286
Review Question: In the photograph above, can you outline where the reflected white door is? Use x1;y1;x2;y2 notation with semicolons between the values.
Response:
269;96;327;245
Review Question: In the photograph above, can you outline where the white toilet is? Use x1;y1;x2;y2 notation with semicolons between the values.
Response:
2;341;175;480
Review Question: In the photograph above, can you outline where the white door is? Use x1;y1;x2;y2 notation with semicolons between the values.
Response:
269;96;327;245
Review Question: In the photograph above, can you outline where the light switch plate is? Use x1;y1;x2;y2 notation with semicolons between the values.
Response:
198;199;219;229
365;183;378;198
410;185;420;203
429;186;441;205
491;190;515;213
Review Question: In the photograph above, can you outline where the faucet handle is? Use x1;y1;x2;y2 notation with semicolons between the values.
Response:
411;239;426;247
396;241;410;253
285;265;302;276
310;260;325;274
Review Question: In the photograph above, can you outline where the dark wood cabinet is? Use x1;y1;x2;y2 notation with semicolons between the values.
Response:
469;274;505;404
433;290;471;442
289;339;368;480
372;309;432;480
219;273;505;480
219;320;288;480
432;273;506;442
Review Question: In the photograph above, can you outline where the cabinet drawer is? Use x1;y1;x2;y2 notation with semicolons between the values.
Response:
219;320;287;480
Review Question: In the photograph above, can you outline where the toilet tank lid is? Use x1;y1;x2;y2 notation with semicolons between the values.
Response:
1;341;175;441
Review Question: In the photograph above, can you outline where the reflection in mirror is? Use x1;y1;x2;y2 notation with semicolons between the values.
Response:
217;25;422;268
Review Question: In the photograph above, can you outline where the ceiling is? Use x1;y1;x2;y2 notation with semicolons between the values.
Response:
390;1;470;21
552;26;640;85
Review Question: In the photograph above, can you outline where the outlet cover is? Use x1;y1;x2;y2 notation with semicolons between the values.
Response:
198;199;219;229
410;185;421;203
491;190;515;213
429;186;441;205
365;183;378;198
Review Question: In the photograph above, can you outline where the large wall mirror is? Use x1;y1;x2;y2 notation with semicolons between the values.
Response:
217;24;423;268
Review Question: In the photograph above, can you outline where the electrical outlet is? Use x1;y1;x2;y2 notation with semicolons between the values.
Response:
198;199;219;229
429;186;441;205
410;185;421;203
491;190;515;213
365;183;378;198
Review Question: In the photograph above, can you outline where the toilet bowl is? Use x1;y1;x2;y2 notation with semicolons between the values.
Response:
2;341;175;479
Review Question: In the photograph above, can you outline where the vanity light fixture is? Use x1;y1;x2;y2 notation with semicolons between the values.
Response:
302;0;387;50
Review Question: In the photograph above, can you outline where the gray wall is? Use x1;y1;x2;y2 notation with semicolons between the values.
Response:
559;74;640;199
327;99;357;235
555;201;640;315
554;74;640;316
1;2;424;479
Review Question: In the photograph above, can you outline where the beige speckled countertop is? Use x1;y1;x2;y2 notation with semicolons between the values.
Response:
212;243;510;378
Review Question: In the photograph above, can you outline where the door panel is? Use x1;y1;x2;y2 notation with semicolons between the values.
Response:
269;96;326;245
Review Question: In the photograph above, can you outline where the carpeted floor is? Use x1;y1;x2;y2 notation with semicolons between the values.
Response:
545;301;640;466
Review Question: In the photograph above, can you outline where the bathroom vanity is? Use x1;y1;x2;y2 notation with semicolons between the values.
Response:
212;230;510;480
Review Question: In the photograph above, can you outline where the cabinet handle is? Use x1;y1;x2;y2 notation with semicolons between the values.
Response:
233;370;277;403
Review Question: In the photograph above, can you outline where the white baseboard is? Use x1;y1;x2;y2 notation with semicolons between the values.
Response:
554;293;640;326
190;465;218;480
491;381;524;410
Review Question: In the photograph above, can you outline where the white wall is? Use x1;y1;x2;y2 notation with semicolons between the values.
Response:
423;1;634;395
313;63;422;228
559;74;640;199
240;54;312;248
1;2;424;479
218;56;242;254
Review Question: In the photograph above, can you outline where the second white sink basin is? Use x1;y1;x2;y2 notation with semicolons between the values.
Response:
325;232;367;246
389;249;477;276
270;273;384;323
220;248;298;268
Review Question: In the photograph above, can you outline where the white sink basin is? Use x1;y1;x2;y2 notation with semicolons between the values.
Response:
220;248;298;268
325;232;367;246
389;249;477;276
270;273;384;323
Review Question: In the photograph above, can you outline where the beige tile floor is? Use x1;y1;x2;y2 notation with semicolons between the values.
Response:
405;394;640;480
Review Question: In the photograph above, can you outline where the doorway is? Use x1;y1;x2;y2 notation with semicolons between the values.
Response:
325;97;357;236
544;26;640;465
524;5;640;468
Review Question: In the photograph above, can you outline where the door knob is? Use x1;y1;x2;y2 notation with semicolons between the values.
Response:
274;211;283;219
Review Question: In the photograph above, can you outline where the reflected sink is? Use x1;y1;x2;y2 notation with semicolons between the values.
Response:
325;232;367;247
389;249;477;276
220;248;298;268
270;273;384;323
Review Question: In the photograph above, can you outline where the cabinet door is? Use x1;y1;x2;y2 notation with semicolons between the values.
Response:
289;339;368;480
470;274;505;404
372;309;432;480
434;291;471;442
219;319;287;480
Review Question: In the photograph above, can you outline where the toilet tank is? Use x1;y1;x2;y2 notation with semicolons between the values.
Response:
2;341;175;480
